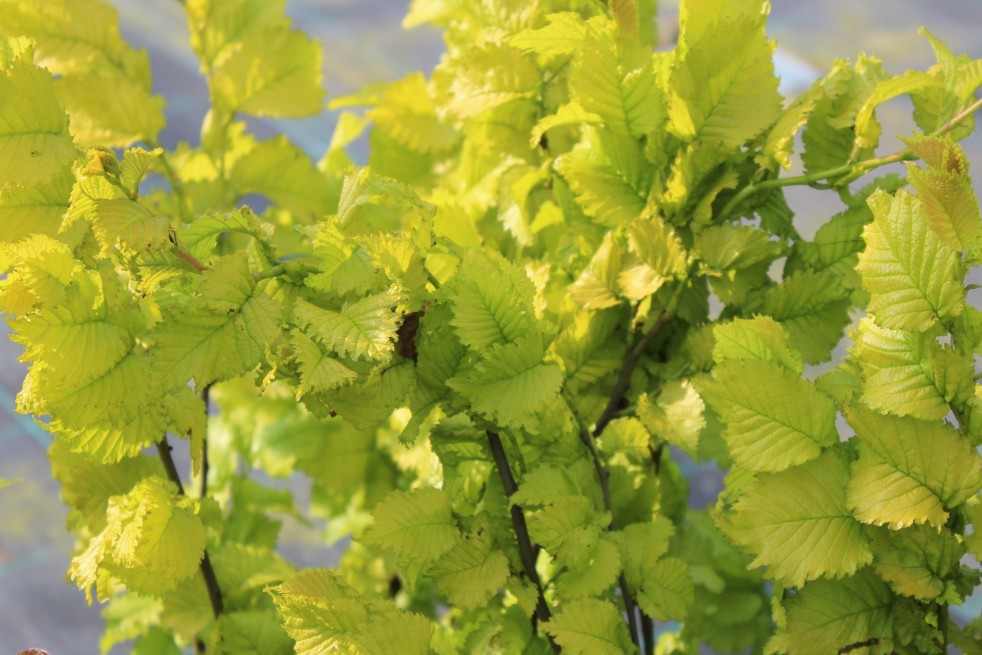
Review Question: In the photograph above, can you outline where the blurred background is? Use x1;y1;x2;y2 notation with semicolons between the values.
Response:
1;1;981;653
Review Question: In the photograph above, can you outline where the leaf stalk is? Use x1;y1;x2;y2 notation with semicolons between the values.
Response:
720;95;982;219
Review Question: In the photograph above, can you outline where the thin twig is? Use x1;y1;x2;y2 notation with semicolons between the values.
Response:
156;436;224;621
486;431;560;654
577;427;642;648
198;385;210;499
584;311;672;647
593;312;670;437
720;94;982;218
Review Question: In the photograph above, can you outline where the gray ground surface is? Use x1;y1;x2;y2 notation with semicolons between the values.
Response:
2;1;981;653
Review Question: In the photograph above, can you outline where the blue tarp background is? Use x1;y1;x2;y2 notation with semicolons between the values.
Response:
2;1;981;652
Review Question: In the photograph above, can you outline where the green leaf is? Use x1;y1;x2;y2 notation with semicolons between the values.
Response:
446;44;539;118
626;215;687;281
315;360;414;432
447;334;564;431
556;536;622;599
0;54;76;186
758;81;822;170
530;101;604;149
50;439;163;537
770;568;893;655
701;360;837;473
152;253;281;387
185;0;290;69
429;530;510;610
0;166;72;244
853;317;974;421
346;612;434;655
791;202;871;280
269;569;431;655
694;224;784;274
857;189;963;331
132;628;181;655
55;72;166;147
667;0;781;149
17;336;166;462
601;416;653;464
70;477;206;602
637;556;693;621
712;316;804;375
444;250;537;350
722;450;872;587
289;330;358;399
853;71;936;150
211;542;296;607
566;21;666;138
219;610;295;655
612;517;674;591
230;135;335;220
636;380;704;454
845;406;982;529
556;130;652;227
81;196;170;257
0;2;165;148
544;598;638;655
569;232;624;310
293;287;405;363
760;270;850;364
868;524;963;601
178;207;265;262
801;56;887;175
905;135;982;251
361;487;457;563
367;73;460;155
510;12;590;61
526;495;606;568
211;28;324;117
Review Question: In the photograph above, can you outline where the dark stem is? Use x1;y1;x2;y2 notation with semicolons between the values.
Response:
198;385;210;499
578;428;642;649
586;314;671;646
156;437;187;495
194;639;205;654
156;436;224;621
937;604;948;649
593;313;669;437
486;431;560;654
838;638;879;654
649;444;664;476
641;613;654;655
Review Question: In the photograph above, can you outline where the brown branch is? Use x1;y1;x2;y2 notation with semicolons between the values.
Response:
156;436;224;622
486;431;560;654
593;312;669;437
